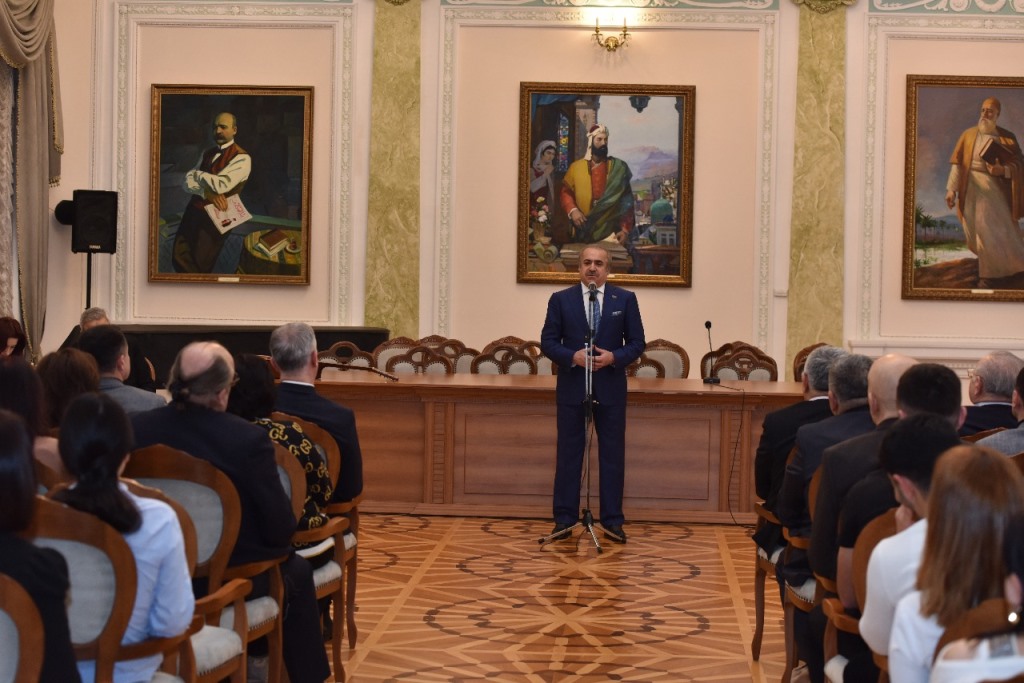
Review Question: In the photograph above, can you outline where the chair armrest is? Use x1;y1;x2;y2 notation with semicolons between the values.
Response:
194;578;253;619
821;597;860;635
293;516;350;547
223;557;287;582
783;528;810;550
754;501;780;526
117;623;198;662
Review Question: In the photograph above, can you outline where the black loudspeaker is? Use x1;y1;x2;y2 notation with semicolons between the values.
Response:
55;190;118;254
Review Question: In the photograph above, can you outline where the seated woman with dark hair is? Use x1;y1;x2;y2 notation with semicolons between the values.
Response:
0;409;81;682
53;393;193;683
931;511;1024;682
226;353;333;540
0;357;66;480
0;316;27;358
36;347;100;429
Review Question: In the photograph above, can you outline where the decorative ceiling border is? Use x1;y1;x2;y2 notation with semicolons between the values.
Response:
443;0;778;10
110;2;353;323
435;7;780;347
871;0;1024;15
858;14;1024;346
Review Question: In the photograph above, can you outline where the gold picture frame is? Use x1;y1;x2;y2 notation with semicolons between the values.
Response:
903;75;1024;301
149;84;313;284
517;82;695;287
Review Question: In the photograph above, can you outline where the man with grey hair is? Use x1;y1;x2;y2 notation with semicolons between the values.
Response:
978;366;1024;455
962;350;1024;435
271;322;364;503
752;345;846;553
132;341;331;682
778;353;875;538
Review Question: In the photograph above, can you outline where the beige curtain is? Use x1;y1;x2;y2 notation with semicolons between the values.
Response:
0;0;63;360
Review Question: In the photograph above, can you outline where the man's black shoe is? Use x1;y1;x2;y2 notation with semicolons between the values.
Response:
603;525;627;544
551;523;572;541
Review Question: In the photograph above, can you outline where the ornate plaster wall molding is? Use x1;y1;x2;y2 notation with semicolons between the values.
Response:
108;2;353;323
443;0;778;9
435;7;780;347
872;0;1024;14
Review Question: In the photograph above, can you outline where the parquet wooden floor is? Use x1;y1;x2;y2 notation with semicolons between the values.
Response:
328;514;788;682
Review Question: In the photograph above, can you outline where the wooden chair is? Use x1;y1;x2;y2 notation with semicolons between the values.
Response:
751;500;784;660
371;337;419;370
780;466;824;683
1012;452;1024;475
470;345;538;375
792;342;827;381
256;355;280;380
643;339;690;378
271;412;359;653
416;334;449;348
28;497;200;683
317;342;373;379
626;353;666;378
272;444;350;681
964;426;1008;443
481;336;528;354
933;597;1012;664
124;446;260;683
0;573;44;683
434;339;479;374
705;341;779;381
385;346;454;375
820;508;899;677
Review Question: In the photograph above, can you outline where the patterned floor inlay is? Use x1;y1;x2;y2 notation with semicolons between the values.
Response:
329;515;788;682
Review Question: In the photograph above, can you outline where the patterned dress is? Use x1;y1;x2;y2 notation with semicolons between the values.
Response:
253;417;334;541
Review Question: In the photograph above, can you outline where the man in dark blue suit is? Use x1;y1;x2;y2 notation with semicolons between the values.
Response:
541;244;645;543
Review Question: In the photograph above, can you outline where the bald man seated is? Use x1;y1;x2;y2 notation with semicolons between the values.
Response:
132;341;330;683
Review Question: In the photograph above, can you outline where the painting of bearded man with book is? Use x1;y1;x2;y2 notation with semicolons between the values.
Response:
945;96;1024;286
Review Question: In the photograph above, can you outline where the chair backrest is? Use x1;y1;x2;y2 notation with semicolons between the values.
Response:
416;334;449;348
29;497;136;679
626;353;666;378
317;341;373;379
385;345;454;375
1012;452;1024;475
643;339;690;378
124;444;241;591
481;336;528;354
704;341;778;381
852;508;899;611
371;336;419;369
933;597;1012;664
792;342;827;381
470;345;538;375
123;479;199;574
963;426;1008;443
435;339;480;374
272;412;342;491
273;443;307;523
0;574;44;683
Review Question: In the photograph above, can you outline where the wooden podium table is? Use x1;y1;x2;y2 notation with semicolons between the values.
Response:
315;373;803;524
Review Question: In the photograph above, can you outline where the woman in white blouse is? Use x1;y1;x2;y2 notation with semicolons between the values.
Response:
888;445;1024;683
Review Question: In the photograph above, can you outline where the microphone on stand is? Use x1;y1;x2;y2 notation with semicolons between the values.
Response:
703;320;721;385
588;282;598;299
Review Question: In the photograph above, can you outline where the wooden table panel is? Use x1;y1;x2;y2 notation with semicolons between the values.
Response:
315;374;802;523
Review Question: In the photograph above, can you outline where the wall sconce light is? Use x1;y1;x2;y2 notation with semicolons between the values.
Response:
593;19;630;53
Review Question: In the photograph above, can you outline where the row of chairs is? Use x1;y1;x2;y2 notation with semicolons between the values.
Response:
316;335;804;381
9;413;355;683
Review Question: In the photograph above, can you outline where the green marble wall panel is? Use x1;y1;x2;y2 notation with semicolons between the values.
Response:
786;6;846;377
365;0;420;339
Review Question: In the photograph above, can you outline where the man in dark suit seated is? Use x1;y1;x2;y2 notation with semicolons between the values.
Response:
962;350;1024;436
131;341;330;683
270;322;364;505
752;344;846;554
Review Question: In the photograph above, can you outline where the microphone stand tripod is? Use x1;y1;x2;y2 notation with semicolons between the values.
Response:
539;288;603;553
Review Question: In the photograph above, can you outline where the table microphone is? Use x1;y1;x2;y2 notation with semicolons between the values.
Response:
703;320;721;384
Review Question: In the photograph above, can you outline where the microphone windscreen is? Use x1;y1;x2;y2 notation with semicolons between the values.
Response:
705;320;712;329
589;283;598;292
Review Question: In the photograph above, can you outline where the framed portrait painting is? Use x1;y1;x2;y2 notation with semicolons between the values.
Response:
903;75;1024;301
517;82;695;287
149;84;313;284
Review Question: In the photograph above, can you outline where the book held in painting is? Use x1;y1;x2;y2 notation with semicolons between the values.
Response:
979;138;1018;166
